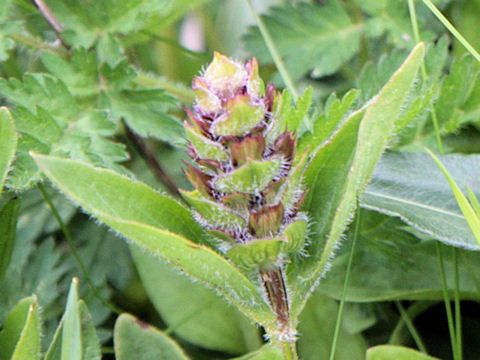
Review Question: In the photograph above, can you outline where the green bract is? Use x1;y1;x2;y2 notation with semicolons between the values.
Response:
184;53;309;270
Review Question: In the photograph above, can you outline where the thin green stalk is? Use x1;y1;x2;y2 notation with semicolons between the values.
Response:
421;0;480;63
436;243;457;360
453;247;463;360
394;301;428;354
407;0;443;153
245;0;299;102
38;182;122;315
389;301;438;346
329;208;361;360
283;341;295;360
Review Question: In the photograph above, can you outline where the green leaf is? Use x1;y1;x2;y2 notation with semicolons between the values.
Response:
426;149;480;247
132;249;261;354
62;278;82;360
181;190;247;230
0;74;128;190
289;43;424;319
244;1;361;81
114;313;189;360
297;292;366;360
0;0;21;61
230;344;283;360
0;296;41;360
298;89;360;154
0;197;20;286
318;210;480;302
45;286;101;360
362;152;480;250
32;154;275;327
41;49;185;147
0;107;17;196
366;345;439;360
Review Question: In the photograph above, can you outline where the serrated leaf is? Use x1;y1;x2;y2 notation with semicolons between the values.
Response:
32;154;275;328
0;74;128;190
45;0;210;48
0;107;17;195
289;43;424;319
0;197;20;286
0;296;41;360
114;313;189;360
298;89;359;154
244;1;361;81
361;151;480;250
366;345;439;360
131;249;261;354
41;49;185;146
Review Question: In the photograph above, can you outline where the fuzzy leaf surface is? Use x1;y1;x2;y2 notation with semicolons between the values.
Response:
289;43;424;319
0;107;17;196
362;152;480;250
244;1;361;81
132;248;261;354
33;154;275;327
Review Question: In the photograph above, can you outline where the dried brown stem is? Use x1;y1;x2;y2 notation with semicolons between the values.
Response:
124;121;184;200
31;0;70;49
260;266;290;336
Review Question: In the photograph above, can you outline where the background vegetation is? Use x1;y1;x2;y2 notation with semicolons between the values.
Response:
0;0;480;359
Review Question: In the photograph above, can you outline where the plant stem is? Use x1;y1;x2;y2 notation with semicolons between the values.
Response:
260;266;297;359
38;182;122;315
394;301;428;354
421;0;480;63
407;0;443;153
329;208;361;360
436;243;457;360
389;301;438;346
245;0;299;102
453;247;463;360
31;0;70;49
